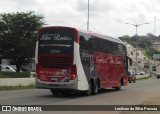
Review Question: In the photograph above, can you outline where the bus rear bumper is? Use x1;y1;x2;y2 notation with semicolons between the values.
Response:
35;79;78;90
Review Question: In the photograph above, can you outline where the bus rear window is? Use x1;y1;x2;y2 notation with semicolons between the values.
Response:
38;28;74;54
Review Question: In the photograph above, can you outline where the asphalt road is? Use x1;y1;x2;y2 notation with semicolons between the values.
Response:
0;78;160;114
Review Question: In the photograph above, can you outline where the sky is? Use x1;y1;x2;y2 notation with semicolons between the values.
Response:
0;0;160;38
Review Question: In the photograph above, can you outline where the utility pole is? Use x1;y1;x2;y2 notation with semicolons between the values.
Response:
0;58;1;70
87;0;89;31
0;55;2;71
154;16;156;36
125;22;149;74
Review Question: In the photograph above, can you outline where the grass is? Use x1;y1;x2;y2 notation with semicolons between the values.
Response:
0;84;35;91
0;71;35;91
137;73;155;80
0;71;30;78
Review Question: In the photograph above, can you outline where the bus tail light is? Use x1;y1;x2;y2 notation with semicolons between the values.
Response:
70;65;77;80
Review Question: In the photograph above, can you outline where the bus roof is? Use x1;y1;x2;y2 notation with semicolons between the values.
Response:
39;26;125;45
77;29;124;45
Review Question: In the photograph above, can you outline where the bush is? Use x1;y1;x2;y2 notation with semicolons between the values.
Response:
0;71;30;78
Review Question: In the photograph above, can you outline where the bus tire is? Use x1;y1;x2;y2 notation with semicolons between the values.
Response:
133;79;136;83
92;80;98;95
115;80;121;90
50;89;60;96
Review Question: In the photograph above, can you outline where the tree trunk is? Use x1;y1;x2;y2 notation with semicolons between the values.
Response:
16;64;21;72
0;56;2;71
16;59;22;72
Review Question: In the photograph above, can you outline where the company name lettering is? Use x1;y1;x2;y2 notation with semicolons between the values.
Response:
40;34;72;41
96;56;121;65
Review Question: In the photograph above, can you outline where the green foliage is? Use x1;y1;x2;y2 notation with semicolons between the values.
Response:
0;11;45;72
0;84;35;91
137;36;152;48
119;35;160;60
119;35;152;49
144;48;160;59
119;35;136;47
137;73;155;80
0;71;30;78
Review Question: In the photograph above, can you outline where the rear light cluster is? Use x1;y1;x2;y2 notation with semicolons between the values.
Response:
70;65;77;80
36;63;77;81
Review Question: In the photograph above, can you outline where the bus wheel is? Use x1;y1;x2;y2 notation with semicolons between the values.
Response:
50;89;60;96
133;79;136;83
115;81;121;90
92;80;98;95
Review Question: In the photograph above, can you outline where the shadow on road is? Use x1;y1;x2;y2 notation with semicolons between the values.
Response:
38;88;125;99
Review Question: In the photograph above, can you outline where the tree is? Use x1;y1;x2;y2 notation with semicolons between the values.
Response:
119;35;153;49
0;11;45;72
145;48;160;59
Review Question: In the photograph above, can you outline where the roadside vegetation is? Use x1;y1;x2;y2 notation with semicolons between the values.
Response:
143;48;160;60
119;35;160;59
0;71;30;78
0;11;45;72
0;71;35;91
0;84;35;91
136;73;155;80
119;35;152;49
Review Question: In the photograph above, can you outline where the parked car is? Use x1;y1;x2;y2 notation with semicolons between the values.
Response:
138;71;145;75
135;71;145;75
152;66;156;71
128;70;136;83
0;65;16;72
157;73;160;79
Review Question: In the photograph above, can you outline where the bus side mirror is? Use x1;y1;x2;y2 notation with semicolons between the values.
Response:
130;58;132;66
127;56;132;66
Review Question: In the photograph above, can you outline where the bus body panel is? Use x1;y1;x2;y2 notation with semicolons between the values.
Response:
80;51;126;89
94;52;125;88
74;42;89;90
35;26;129;93
35;27;79;91
35;41;38;65
78;31;128;89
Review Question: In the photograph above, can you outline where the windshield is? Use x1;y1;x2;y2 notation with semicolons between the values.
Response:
38;28;74;54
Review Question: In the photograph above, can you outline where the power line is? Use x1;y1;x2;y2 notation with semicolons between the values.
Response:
87;0;89;31
78;23;87;29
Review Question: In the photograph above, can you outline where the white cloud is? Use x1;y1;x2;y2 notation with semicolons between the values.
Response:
0;0;160;37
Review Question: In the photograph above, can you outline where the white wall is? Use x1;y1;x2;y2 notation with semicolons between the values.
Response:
0;78;35;86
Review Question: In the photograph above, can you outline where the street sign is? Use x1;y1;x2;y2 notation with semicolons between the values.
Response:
153;54;160;59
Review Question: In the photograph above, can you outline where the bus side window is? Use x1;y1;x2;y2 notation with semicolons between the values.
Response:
103;40;112;54
113;43;118;55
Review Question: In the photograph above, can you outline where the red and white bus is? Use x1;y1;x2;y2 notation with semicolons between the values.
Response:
35;26;132;95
